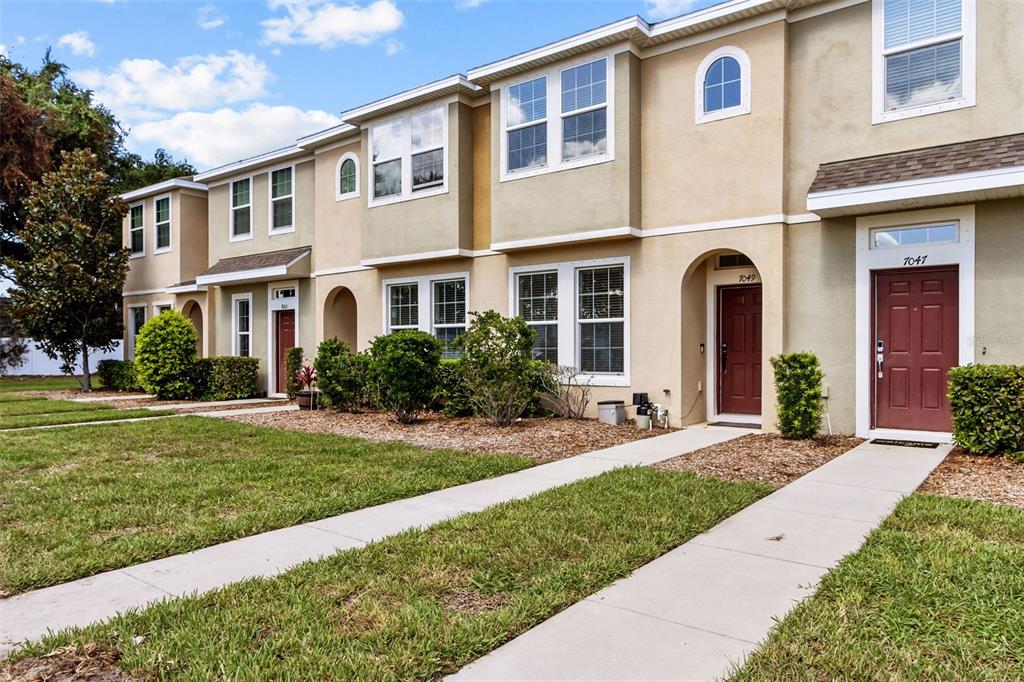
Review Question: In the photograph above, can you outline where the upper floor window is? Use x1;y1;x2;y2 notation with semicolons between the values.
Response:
501;56;613;181
231;178;252;240
694;47;751;124
370;106;447;206
129;204;144;256
270;167;294;233
154;196;171;252
873;0;975;123
336;153;359;201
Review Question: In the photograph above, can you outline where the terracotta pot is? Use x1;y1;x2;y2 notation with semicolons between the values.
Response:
296;390;320;410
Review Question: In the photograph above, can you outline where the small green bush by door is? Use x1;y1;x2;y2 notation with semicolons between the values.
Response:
314;338;371;411
770;351;824;439
285;347;303;398
195;356;260;401
949;364;1024;458
134;310;198;399
96;359;140;391
368;331;442;423
457;311;539;426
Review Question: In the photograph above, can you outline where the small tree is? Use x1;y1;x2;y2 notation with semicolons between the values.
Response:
134;310;198;399
367;331;442;424
542;365;592;419
3;150;128;390
456;310;537;426
770;351;824;439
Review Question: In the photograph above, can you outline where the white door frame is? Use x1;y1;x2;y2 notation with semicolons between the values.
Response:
855;205;975;442
267;281;299;397
705;262;763;425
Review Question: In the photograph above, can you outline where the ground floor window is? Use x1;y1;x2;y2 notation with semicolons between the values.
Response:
383;273;468;356
510;257;629;385
233;294;252;357
128;305;147;359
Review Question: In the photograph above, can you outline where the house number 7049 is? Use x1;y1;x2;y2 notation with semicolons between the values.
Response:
903;255;928;266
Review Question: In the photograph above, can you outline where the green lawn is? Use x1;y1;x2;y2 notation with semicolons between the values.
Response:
0;397;170;430
0;417;533;595
16;468;770;680
732;494;1024;681
0;375;91;393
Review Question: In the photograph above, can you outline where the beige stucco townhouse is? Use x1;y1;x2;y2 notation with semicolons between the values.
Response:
122;0;1024;441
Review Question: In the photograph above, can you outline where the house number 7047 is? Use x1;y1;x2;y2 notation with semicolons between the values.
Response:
903;255;928;266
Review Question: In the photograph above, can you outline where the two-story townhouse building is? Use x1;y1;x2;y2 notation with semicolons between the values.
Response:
122;0;1024;441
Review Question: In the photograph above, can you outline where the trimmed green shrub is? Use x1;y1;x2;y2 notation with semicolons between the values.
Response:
948;364;1024;458
435;358;473;417
456;311;538;426
314;337;370;411
96;359;140;391
285;346;304;398
770;351;824;439
368;330;442;423
195;356;260;401
134;310;198;399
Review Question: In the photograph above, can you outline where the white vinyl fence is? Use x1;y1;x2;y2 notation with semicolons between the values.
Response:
1;338;123;376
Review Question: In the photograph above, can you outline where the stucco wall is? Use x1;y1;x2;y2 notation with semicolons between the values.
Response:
975;197;1024;364
178;191;210;283
313;139;364;272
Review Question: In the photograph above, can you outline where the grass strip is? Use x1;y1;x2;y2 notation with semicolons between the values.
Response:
0;398;111;416
0;376;89;393
17;467;770;680
0;408;169;430
0;417;532;594
731;494;1024;681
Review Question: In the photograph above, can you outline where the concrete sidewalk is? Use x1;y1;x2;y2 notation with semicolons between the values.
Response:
0;425;750;655
449;440;951;682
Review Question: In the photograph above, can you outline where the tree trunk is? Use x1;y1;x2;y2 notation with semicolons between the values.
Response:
81;340;92;392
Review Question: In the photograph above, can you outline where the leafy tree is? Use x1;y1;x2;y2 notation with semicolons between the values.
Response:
3;150;129;390
112;148;197;194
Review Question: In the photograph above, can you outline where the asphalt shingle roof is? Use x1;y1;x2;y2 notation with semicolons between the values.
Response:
199;246;310;277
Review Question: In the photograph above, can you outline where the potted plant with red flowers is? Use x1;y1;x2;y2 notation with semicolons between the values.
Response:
295;364;320;410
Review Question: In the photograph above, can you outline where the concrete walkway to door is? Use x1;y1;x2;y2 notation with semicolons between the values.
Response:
0;425;751;656
449;440;951;682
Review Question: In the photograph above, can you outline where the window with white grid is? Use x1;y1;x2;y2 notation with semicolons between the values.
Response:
432;278;466;358
516;271;559;363
577;265;625;375
388;283;419;332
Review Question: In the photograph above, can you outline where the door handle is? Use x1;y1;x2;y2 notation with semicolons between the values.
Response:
875;340;884;379
721;343;728;372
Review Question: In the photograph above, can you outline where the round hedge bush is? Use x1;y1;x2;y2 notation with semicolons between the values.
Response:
134;309;198;399
367;330;442;423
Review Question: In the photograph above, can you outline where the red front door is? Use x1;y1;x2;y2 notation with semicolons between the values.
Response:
872;267;958;432
274;310;296;394
718;285;762;415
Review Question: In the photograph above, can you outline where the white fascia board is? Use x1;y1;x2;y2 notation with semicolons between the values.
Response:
164;283;208;294
195;265;290;286
119;179;207;202
360;248;475;267
342;75;481;123
648;0;779;39
194;146;305;183
122;287;166;297
490;227;641;252
296;123;359;150
807;165;1024;214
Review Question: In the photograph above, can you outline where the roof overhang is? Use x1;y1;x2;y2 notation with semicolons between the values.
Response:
194;145;310;183
342;75;484;124
119;178;206;202
195;249;311;286
165;282;208;295
807;166;1024;217
296;123;360;151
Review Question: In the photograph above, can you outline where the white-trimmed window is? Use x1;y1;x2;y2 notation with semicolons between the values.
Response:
269;167;294;233
870;222;959;249
154;196;171;252
232;294;252;357
694;46;751;124
501;55;613;181
510;257;629;385
127;305;147;359
383;273;469;354
231;178;252;240
129;203;144;256
873;0;975;123
370;105;448;206
153;303;172;315
336;153;360;201
516;271;559;363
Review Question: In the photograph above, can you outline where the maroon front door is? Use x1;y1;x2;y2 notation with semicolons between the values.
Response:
718;285;762;415
274;309;295;394
872;267;958;432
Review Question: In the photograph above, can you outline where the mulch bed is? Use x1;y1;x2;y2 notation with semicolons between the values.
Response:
0;644;135;682
226;409;668;462
655;433;864;487
920;448;1024;509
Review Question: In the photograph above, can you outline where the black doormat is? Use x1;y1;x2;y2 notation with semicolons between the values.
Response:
709;421;760;429
870;438;941;449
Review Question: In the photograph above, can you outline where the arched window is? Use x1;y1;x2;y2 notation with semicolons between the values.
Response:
336;152;359;200
694;47;750;124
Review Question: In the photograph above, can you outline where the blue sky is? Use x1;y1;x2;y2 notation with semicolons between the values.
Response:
1;0;718;170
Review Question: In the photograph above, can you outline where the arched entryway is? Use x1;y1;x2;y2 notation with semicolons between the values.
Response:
323;286;358;351
182;299;204;357
681;249;764;427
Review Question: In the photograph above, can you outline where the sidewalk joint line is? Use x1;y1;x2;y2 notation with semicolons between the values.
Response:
580;598;759;645
687;541;834;569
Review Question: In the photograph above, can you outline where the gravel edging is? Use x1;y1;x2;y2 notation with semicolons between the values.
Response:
919;448;1024;509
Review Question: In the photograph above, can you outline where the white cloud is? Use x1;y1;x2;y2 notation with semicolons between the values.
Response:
75;51;272;120
197;4;228;30
645;0;704;21
456;0;488;9
384;38;402;56
128;104;341;168
57;31;96;57
261;0;404;47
